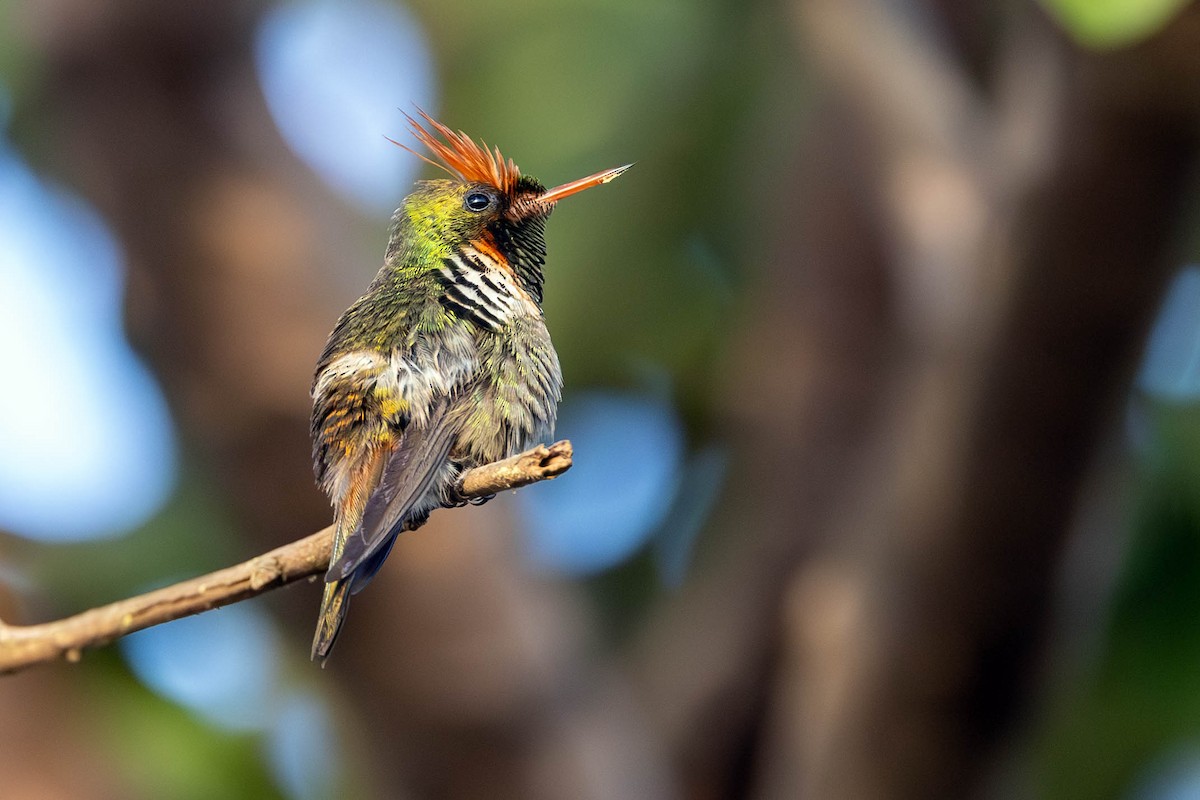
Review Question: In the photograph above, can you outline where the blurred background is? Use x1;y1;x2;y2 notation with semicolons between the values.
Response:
2;0;1200;798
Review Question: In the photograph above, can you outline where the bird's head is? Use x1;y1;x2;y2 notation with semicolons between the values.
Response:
386;110;629;303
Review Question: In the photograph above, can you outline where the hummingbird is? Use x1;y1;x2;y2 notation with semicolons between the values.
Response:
310;110;629;662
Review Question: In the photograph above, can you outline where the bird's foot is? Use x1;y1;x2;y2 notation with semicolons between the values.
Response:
445;484;496;508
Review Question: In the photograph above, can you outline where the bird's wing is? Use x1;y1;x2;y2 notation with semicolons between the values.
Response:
327;398;457;588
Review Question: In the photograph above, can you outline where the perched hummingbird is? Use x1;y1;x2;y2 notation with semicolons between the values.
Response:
310;110;629;662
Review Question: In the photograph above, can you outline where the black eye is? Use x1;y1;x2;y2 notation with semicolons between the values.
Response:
464;192;491;212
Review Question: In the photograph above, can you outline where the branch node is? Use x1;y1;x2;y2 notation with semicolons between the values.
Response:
249;557;283;590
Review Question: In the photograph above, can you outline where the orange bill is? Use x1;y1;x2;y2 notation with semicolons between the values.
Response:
538;164;633;203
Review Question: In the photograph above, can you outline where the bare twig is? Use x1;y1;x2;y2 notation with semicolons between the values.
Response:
0;441;573;676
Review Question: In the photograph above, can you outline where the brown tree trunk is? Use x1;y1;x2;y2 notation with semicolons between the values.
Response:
637;2;1200;798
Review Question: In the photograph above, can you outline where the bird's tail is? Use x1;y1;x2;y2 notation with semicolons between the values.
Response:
311;578;352;665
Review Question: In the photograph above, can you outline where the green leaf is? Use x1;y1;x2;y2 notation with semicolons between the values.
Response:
1039;0;1191;48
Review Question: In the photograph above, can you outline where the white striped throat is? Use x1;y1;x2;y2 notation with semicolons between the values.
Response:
437;244;541;329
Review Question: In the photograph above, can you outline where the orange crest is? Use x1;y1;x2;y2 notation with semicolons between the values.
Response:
394;108;521;195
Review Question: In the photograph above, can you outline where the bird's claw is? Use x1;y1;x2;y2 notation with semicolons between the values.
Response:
445;484;496;508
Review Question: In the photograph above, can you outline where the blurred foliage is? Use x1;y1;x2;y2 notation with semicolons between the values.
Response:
1039;0;1192;48
83;651;284;800
1039;403;1200;799
0;0;35;102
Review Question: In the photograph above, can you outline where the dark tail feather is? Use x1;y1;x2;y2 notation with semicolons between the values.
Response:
311;578;352;665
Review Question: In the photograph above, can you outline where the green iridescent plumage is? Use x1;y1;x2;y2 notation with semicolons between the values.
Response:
309;111;628;661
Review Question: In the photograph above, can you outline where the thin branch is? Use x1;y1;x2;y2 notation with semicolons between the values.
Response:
0;440;573;676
